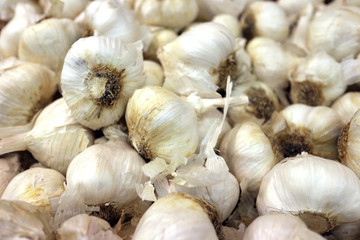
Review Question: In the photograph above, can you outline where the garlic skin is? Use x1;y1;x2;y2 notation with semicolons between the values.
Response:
133;193;222;240
126;86;198;163
40;0;89;19
241;1;289;42
278;0;323;24
242;214;325;240
134;0;198;30
0;154;20;196
196;0;246;21
2;168;65;212
61;36;145;130
257;152;360;233
0;0;21;21
331;221;360;240
331;92;360;126
307;6;360;61
58;214;122;240
143;60;164;86
0;199;55;239
212;14;240;38
144;27;177;61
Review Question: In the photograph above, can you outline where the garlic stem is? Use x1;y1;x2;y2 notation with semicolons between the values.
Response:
0;132;29;155
0;111;40;138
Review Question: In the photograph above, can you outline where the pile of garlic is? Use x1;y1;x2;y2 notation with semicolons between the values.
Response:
1;0;360;239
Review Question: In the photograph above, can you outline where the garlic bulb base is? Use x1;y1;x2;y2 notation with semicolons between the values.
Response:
275;128;313;158
129;134;153;160
90;203;123;226
291;81;324;106
338;123;349;161
246;87;276;122
298;211;337;233
217;53;238;89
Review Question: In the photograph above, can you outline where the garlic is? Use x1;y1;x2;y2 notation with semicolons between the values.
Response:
278;0;323;24
0;62;57;127
143;26;177;61
133;0;198;30
0;1;43;58
331;220;360;240
343;0;360;7
257;152;360;233
61;36;145;130
196;0;246;21
331;92;360;126
263;103;342;159
212;14;240;38
0;98;95;175
0;199;55;239
58;214;122;240
143;60;164;86
0;154;20;196
132;193;224;240
241;1;290;42
40;0;90;19
18;18;84;77
2;167;65;212
307;6;360;61
0;0;21;21
242;214;325;240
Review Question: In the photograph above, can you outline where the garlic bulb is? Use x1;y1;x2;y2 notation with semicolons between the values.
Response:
143;26;177;61
0;98;95;175
307;6;360;61
0;62;57;127
241;1;290;42
242;214;325;240
212;14;240;38
40;0;89;19
278;0;323;23
331;221;360;240
143;60;164;86
196;0;246;21
2;168;65;212
134;0;198;30
18;18;84;76
264;104;342;159
0;1;43;58
0;199;55;239
58;214;122;240
0;154;20;196
133;193;223;240
61;36;145;130
257;152;360;233
126;86;198;163
331;92;360;126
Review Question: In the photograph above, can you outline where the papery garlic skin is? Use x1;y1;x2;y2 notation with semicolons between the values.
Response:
144;27;177;61
196;0;246;21
212;14;240;38
134;0;198;30
331;220;360;240
0;154;20;196
143;60;164;86
242;214;325;240
40;0;89;19
278;0;323;24
332;92;360;126
133;193;222;240
61;36;145;130
257;153;360;233
0;0;20;21
2;168;65;212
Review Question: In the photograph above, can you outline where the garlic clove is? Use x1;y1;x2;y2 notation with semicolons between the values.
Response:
212;14;241;38
0;154;20;196
143;26;177;61
196;0;246;21
61;36;145;130
331;92;360;127
143;60;164;87
40;0;90;19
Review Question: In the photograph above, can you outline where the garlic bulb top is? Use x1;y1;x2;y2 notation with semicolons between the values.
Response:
61;36;145;130
196;0;246;21
257;152;360;233
242;214;325;240
2;168;65;212
143;60;164;87
40;0;90;19
133;193;223;240
332;92;360;126
134;0;199;30
0;154;20;196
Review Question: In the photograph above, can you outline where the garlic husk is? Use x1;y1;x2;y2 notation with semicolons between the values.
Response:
257;152;360;233
143;60;164;86
40;0;90;19
134;0;198;30
1;167;65;212
132;193;223;240
331;92;360;126
212;14;241;38
242;214;325;240
331;220;360;240
18;18;84;77
61;36;145;130
228;80;280;126
0;1;43;58
264;104;342;159
126;86;198;163
0;98;95;175
0;199;55;239
143;26;177;61
278;0;323;24
307;6;360;61
196;0;246;21
0;154;20;196
0;62;57;127
241;1;289;42
57;214;122;240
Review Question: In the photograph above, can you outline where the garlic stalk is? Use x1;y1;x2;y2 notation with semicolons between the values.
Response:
143;26;177;61
132;193;224;240
212;14;241;38
331;92;360;126
0;199;55;239
39;0;90;19
331;221;360;240
1;168;65;212
61;36;145;130
0;154;20;196
196;0;246;21
143;60;164;87
257;152;360;233
0;98;95;175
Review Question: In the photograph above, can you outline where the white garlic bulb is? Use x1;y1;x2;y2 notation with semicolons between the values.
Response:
40;0;90;19
212;14;240;38
331;220;360;240
241;1;290;42
0;199;55;239
307;6;360;61
196;0;246;21
143;60;164;87
126;86;198;163
331;92;360;126
61;36;145;130
242;214;325;240
143;27;177;61
0;62;57;127
278;0;323;24
18;18;84;76
257;152;360;233
0;98;95;175
0;154;20;196
134;0;198;30
58;214;122;240
2;168;65;212
132;193;223;240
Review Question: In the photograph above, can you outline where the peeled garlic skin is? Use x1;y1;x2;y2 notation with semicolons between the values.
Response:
257;153;360;233
331;92;360;127
126;86;198;162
